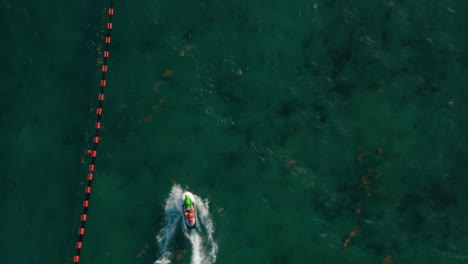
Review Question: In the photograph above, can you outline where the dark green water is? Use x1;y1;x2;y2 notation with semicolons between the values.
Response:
2;0;468;263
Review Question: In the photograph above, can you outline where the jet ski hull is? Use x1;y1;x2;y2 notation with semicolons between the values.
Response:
182;192;197;229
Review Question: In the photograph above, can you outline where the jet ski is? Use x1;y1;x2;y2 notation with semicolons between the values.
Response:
182;192;197;229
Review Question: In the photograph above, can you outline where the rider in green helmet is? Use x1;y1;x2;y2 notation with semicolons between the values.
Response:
184;195;195;222
184;195;193;209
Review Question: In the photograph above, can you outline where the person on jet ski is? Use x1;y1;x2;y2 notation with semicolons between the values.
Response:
185;209;194;221
184;195;195;221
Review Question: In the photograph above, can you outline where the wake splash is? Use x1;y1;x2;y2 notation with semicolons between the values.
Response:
155;184;218;264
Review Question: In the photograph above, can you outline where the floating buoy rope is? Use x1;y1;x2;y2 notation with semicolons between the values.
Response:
73;1;115;263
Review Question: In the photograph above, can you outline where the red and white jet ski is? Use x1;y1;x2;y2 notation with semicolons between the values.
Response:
182;192;197;229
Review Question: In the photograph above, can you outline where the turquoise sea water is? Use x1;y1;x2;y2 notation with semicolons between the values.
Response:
2;0;468;263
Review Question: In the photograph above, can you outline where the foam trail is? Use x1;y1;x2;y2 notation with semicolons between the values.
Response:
184;229;203;264
191;193;218;264
155;185;183;264
155;184;218;264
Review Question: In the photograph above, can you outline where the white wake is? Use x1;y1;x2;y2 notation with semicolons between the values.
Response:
155;184;218;264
